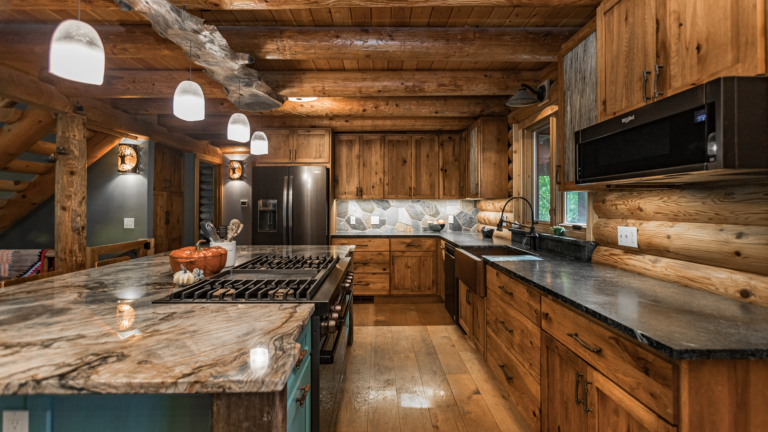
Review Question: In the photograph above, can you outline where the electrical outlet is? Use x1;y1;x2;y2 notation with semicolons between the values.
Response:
3;410;29;432
371;216;379;224
448;215;454;223
124;218;134;229
350;216;356;224
618;226;638;248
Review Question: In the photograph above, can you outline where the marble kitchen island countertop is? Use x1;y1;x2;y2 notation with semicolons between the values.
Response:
0;245;352;396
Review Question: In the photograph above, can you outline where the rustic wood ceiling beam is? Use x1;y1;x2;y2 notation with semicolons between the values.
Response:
42;70;539;98
114;0;284;112
1;24;573;63
159;115;481;134
0;108;57;171
0;0;601;9
110;97;510;117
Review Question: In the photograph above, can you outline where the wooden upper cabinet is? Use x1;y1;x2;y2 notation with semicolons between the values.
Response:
466;118;508;199
658;0;766;99
333;135;360;200
412;134;439;199
384;135;413;199
597;0;657;121
360;135;385;199
293;129;330;163
254;129;293;164
439;133;464;199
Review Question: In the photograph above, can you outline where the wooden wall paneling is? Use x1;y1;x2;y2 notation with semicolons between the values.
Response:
438;133;464;199
467;121;479;199
592;218;768;276
293;128;330;163
360;134;384;199
562;31;597;184
254;129;293;164
54;113;87;272
592;246;768;308
586;192;598;241
511;123;523;221
384;135;413;199
679;359;768;432
333;134;360;199
412;134;439;199
153;144;185;253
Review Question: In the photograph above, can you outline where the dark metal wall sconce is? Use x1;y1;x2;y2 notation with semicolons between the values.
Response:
229;160;244;180
117;144;140;174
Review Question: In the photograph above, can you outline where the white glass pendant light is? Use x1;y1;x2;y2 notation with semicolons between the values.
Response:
173;42;205;121
250;109;268;155
49;0;105;85
227;81;250;142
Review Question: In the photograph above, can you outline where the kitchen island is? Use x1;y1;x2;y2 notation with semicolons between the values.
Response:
0;245;352;432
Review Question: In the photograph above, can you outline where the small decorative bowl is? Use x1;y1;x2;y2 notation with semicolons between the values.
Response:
427;222;445;232
550;226;566;236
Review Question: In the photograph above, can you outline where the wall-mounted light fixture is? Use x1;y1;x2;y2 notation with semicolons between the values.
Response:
117;144;139;174
229;160;244;180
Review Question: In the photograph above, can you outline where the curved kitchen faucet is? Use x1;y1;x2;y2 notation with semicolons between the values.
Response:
496;196;539;251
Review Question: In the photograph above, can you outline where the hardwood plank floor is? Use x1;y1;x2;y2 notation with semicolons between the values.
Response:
328;301;532;432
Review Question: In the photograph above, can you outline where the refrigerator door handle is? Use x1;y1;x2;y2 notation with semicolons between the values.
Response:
288;175;294;245
282;176;288;245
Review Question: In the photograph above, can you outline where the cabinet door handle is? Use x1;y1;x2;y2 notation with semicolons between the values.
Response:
466;290;471;305
498;320;514;334
575;371;585;407
295;349;308;369
642;70;649;102
583;380;593;413
296;384;310;408
164;210;170;225
499;285;513;296
498;365;513;382
567;333;603;354
654;64;664;98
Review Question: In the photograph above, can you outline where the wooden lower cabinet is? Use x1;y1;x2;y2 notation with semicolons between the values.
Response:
458;280;472;335
351;273;389;295
391;251;435;295
470;291;486;356
541;332;589;432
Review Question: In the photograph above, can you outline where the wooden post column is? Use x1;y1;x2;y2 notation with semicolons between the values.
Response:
55;113;87;272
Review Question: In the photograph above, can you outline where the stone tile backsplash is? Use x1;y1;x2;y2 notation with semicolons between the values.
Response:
335;199;478;233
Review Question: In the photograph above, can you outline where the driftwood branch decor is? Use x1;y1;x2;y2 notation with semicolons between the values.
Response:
114;0;285;112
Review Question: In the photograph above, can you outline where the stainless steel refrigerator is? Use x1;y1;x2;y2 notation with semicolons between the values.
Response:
252;166;328;245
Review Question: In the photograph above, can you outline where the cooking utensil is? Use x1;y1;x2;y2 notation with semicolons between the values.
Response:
226;219;243;242
203;221;221;242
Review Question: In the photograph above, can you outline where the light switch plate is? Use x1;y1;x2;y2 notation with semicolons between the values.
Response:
350;216;356;224
371;216;379;224
124;218;135;229
240;199;248;207
618;226;638;248
448;215;454;223
3;410;29;432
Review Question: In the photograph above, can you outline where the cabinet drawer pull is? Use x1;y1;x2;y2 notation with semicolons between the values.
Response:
354;283;370;286
499;285;513;296
498;365;513;382
296;384;311;407
567;333;602;354
498;320;514;334
642;70;649;102
583;380;593;413
654;64;664;98
354;244;368;247
295;349;308;369
575;371;585;407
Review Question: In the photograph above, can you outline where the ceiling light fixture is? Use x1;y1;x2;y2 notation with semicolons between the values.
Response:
250;108;268;156
173;37;205;121
288;97;318;102
227;81;250;142
48;0;105;85
506;82;548;108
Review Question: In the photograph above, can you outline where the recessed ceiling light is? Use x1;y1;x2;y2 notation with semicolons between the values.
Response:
288;97;318;102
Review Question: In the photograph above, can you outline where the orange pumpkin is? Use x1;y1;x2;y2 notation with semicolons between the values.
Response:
169;240;228;276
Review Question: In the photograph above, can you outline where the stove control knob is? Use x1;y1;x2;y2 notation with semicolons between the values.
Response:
321;319;338;334
332;305;342;312
330;312;339;320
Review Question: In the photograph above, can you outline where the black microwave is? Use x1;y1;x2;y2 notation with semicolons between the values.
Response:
576;77;768;185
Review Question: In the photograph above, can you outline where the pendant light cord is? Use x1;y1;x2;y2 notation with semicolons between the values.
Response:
189;41;192;82
78;0;80;20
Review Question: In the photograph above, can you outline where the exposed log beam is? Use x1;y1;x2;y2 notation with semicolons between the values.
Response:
0;0;602;9
27;141;58;156
2;160;53;175
0;108;24;124
110;97;510;117
0;132;120;235
115;0;284;112
0;108;56;171
0;180;29;193
44;70;540;98
161;115;481;134
1;24;575;63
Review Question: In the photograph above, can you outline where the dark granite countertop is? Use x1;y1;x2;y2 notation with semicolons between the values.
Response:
332;231;768;359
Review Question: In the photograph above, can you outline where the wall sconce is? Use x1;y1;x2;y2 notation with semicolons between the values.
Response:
117;144;139;174
229;160;244;180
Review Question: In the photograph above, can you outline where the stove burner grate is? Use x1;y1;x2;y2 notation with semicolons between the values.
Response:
235;254;336;271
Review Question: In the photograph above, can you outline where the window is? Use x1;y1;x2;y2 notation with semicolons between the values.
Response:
565;191;588;225
534;124;551;222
